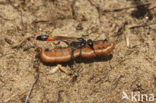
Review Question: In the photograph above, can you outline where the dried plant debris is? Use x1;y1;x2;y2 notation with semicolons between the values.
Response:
131;0;152;20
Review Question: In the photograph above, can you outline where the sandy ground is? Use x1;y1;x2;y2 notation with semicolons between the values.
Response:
0;0;156;103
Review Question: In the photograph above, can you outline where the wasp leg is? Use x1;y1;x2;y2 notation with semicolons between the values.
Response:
78;47;81;57
70;37;86;58
71;47;76;60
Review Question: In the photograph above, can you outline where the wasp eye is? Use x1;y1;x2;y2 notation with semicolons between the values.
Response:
87;39;93;48
36;35;49;41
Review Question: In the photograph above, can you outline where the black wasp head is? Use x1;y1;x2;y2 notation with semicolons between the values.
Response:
87;39;93;48
36;35;49;41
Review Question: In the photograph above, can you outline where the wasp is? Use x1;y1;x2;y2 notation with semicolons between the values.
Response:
36;35;114;64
